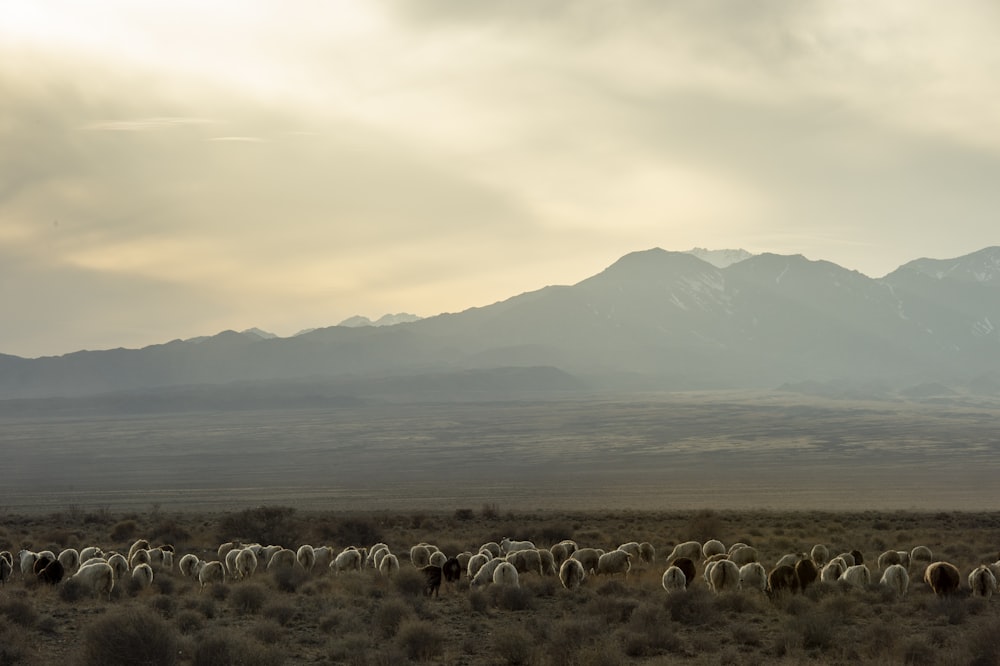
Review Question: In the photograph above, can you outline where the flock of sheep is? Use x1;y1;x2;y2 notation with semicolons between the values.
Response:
3;535;999;603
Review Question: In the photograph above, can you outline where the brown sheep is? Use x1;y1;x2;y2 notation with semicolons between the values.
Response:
421;565;443;597
795;559;818;591
37;559;65;585
768;565;799;597
672;557;697;588
923;561;961;596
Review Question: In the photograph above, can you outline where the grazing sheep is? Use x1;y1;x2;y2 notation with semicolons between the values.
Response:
0;553;12;586
500;538;536;554
835;552;855;567
672;558;697;588
296;545;316;572
36;559;65;586
639;542;656;565
57;548;80;573
107;553;129;582
597;550;632;579
131;563;154;590
842;564;871;589
968;565;997;600
703;560;719;589
178;554;200;578
923;561;961;596
702;540;726;559
409;545;431;568
217;541;239;563
795;559;819;591
456;551;473;570
493;561;520;587
470;558;506;589
480;542;502;558
738;562;768;593
895;551;911;569
729;546;759;567
367;545;389;570
570;548;603;576
267;548;299;571
560;558;586;590
71;561;115;600
667;541;702;564
378;553;400;578
129;549;150;569
774;553;803;570
236;549;258;579
810;544;829;567
33;554;55;576
127;539;150;563
429;551;448;568
17;549;38;576
821;558;848;583
618;542;642;560
880;564;909;598
313;546;335;571
225;549;242;580
661;566;687;593
467;553;490;580
260;545;282;564
538;549;558;576
877;550;902;570
506;549;543;576
332;548;363;574
442;557;463;584
767;565;799;597
709;559;740;592
910;546;934;564
196;560;226;588
728;542;749;555
850;550;865;567
79;546;103;562
421;565;443;597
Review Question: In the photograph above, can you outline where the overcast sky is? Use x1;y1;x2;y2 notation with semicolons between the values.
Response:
3;1;999;358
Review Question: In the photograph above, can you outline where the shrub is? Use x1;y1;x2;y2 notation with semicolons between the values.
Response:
261;602;297;626
218;506;299;546
392;569;426;598
663;587;717;627
110;520;138;542
373;600;412;639
252;620;284;645
329;518;383;546
271;566;308;593
453;508;475;521
686;509;726;543
150;594;176;618
396;619;446;661
492;626;533;665
78;606;180;666
229;583;267;614
191;630;285;666
58;578;85;603
787;608;837;651
490;585;534;612
175;610;203;634
0;599;38;628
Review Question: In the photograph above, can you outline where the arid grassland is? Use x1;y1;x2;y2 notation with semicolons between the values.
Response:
2;506;1000;665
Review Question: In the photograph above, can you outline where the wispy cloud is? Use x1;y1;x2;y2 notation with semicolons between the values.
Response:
82;116;216;132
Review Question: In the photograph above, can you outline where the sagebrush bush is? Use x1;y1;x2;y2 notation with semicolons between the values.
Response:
175;609;203;634
229;583;267;614
261;601;297;626
0;598;38;628
492;626;532;665
392;568;426;597
191;630;285;666
396;619;446;661
373;599;412;639
58;578;85;603
110;520;138;541
490;584;534;611
78;606;180;666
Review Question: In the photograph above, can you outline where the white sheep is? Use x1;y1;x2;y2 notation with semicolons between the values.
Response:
820;557;848;583
296;545;316;572
879;563;909;598
842;564;871;589
429;551;448;568
560;558;586;590
332;548;363;574
500;538;536;554
774;553;804;570
225;548;242;579
969;565;997;600
492;561;520;587
639;542;656;564
702;540;726;559
480;542;502;558
409;545;431;568
367;544;389;570
729;546;759;567
703;560;720;589
259;545;282;564
910;546;933;564
667;541;702;563
570;548;603;575
57;548;80;573
470;558;505;588
71;561;115;600
538;549;558;576
810;544;829;567
378;553;400;578
895;551;911;569
217;541;239;563
709;559;740;593
107;553;129;582
877;550;903;570
661;566;687;593
129;549;150;569
127;539;150;563
313;546;335;571
506;549;543;576
266;548;299;571
236;548;258;579
79;546;103;562
17;549;37;576
618;542;642;560
196;560;226;588
1;552;13;586
467;553;490;580
178;554;200;578
835;552;856;567
131;563;154;590
596;550;632;579
738;562;768;593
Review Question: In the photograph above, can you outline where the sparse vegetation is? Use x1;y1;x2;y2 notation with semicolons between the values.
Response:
1;507;999;665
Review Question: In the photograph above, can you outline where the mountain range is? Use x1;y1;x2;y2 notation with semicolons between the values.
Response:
2;246;999;404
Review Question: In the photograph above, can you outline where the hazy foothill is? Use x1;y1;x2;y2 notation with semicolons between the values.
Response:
2;247;1000;664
